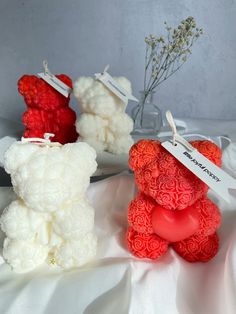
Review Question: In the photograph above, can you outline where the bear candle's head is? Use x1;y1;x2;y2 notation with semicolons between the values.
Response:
73;76;132;118
129;139;222;211
4;141;97;213
18;74;72;111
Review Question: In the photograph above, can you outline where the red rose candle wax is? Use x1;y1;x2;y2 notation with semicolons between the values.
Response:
18;74;78;144
126;139;222;263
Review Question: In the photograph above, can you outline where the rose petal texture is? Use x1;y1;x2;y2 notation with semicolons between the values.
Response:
74;76;131;117
131;140;217;210
126;227;168;259
3;238;49;273
4;141;40;174
74;76;133;154
109;114;134;135
127;139;222;262
127;193;155;233
76;113;134;154
0;200;47;240
191;140;222;167
1;140;98;272
172;233;219;262
7;142;97;213
108;135;134;155
129;140;161;171
18;74;72;111
52;199;95;240
196;198;221;236
18;74;77;144
54;233;97;269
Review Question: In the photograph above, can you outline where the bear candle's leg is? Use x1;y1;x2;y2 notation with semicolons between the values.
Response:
172;232;219;263
126;227;168;260
108;134;134;155
2;238;49;273
54;233;97;269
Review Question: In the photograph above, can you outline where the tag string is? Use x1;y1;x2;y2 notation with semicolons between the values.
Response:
21;133;61;147
43;60;53;77
166;110;177;144
165;110;195;152
102;64;110;74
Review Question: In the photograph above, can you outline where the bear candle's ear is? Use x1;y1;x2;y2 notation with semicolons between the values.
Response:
114;77;132;95
18;75;38;96
62;142;97;176
73;77;94;99
4;142;39;174
17;75;41;108
190;140;222;167
55;74;73;90
129;140;161;171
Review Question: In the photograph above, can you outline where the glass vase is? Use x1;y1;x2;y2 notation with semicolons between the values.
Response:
131;91;162;135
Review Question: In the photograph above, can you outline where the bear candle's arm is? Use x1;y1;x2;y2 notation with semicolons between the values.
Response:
127;193;155;234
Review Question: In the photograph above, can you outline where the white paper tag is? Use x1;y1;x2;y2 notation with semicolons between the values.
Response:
94;68;138;104
162;140;236;203
37;72;71;97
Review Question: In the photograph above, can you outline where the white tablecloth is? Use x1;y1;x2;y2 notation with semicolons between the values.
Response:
0;117;236;314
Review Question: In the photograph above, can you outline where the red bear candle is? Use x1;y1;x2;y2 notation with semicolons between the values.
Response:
18;73;78;144
126;139;222;263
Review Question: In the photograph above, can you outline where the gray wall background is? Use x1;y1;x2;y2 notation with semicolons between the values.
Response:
0;0;236;122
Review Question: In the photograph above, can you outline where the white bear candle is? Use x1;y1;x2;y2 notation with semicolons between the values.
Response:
74;76;134;154
0;136;98;273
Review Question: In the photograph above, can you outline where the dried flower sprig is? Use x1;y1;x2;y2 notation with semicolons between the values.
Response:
143;17;203;96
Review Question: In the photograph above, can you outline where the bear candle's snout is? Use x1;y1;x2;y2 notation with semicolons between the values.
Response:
151;204;199;242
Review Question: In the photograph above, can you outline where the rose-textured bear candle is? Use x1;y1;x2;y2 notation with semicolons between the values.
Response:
18;74;78;144
0;137;97;273
73;76;134;154
126;139;222;262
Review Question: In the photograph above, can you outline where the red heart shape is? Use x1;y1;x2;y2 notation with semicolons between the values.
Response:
152;204;199;242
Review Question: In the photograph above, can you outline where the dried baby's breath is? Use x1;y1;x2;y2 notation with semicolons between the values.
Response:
143;17;203;97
